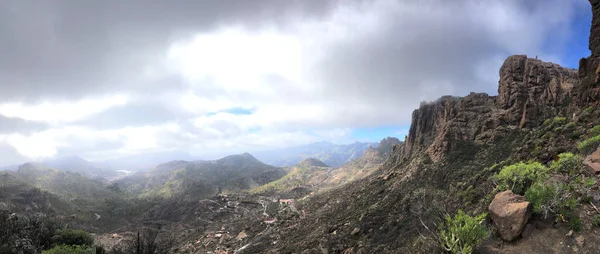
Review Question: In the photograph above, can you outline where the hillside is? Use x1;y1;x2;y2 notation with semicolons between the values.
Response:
0;172;74;214
320;137;401;189
114;153;286;198
12;163;116;203
250;158;331;197
227;2;600;253
253;141;378;167
250;138;400;197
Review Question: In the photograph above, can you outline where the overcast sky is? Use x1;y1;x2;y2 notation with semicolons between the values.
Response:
0;0;592;164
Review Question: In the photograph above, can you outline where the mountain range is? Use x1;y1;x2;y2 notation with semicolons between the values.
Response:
252;141;378;167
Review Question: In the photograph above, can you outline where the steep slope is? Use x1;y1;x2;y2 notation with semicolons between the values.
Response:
115;153;286;198
320;137;401;189
0;172;74;214
233;3;600;252
253;141;378;167
251;158;331;197
250;138;400;197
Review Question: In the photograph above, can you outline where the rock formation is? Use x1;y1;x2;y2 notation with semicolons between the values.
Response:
393;54;581;163
489;191;532;241
497;55;577;128
578;0;600;104
584;146;600;175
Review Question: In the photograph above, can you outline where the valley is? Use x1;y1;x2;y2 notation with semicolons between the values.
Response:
0;138;397;253
3;1;600;254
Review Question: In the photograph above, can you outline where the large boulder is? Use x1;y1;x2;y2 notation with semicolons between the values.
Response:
584;146;600;175
489;190;532;241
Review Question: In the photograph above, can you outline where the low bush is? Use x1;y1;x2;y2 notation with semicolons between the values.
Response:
590;125;600;137
544;116;566;128
592;215;600;227
495;162;549;195
525;182;579;230
525;182;561;219
549;153;582;175
51;229;94;247
439;210;488;254
578;135;600;155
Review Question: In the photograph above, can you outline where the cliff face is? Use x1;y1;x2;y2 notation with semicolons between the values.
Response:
396;55;580;163
578;0;600;104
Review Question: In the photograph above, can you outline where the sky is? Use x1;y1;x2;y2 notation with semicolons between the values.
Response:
0;0;593;164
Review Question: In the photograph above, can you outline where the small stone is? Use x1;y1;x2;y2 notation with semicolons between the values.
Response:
351;228;360;235
576;236;585;247
235;230;248;241
566;230;574;237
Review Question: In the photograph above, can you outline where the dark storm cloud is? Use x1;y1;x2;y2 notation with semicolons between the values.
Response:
0;115;49;134
310;0;582;124
0;0;587;163
0;0;338;101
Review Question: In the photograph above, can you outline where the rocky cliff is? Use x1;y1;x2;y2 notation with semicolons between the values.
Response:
578;0;600;105
394;55;580;163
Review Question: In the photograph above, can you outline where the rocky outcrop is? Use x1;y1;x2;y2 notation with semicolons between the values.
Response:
489;191;532;241
497;55;577;128
376;137;401;156
578;0;600;105
584;146;600;175
394;54;580;163
397;93;497;162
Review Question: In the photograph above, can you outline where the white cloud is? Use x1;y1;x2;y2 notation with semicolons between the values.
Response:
0;0;587;164
0;95;128;124
168;27;306;92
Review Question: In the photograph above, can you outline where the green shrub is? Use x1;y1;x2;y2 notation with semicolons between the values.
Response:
549;153;582;175
569;216;583;232
565;122;577;130
51;229;94;247
592;215;600;227
545;116;566;128
569;129;585;140
525;182;559;219
578;135;600;155
543;119;552;126
439;210;488;254
590;125;600;137
0;211;62;252
542;131;555;140
569;175;597;203
496;162;549;194
525;182;579;225
42;245;94;254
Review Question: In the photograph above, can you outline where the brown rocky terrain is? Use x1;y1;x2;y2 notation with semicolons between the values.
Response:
211;1;600;253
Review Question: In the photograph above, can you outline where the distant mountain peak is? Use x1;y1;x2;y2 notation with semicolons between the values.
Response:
296;158;329;168
217;153;261;166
